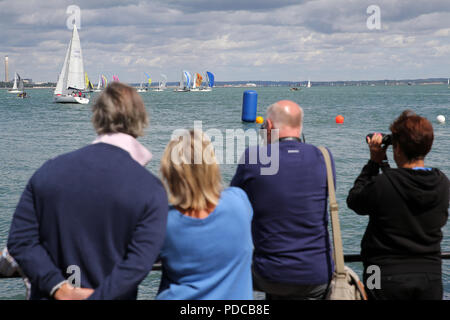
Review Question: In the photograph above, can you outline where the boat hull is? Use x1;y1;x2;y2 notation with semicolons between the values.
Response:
54;95;89;104
8;90;22;94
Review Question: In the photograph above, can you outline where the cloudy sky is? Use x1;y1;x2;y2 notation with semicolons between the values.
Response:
1;0;450;83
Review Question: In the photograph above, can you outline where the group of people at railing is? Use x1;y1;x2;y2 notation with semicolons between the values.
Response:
1;82;448;300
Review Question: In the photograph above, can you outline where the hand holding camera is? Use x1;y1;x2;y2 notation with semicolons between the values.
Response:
366;133;391;164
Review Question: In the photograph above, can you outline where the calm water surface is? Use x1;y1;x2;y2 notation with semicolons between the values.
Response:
0;85;449;299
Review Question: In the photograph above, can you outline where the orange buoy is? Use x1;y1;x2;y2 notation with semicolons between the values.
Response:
335;115;344;124
256;116;264;124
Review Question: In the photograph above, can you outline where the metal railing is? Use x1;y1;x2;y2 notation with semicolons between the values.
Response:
2;253;450;279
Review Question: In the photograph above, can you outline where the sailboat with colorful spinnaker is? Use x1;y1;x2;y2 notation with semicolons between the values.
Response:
54;25;89;104
174;70;191;92
191;73;203;91
200;71;214;91
94;75;107;92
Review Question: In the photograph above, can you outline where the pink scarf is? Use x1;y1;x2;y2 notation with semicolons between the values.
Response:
92;133;152;166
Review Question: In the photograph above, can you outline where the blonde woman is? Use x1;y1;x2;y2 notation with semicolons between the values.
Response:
156;129;253;300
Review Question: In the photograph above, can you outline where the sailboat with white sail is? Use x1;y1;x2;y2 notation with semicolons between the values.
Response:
190;73;203;91
174;70;191;92
8;73;23;94
154;74;167;91
54;25;89;104
94;75;107;92
306;80;311;88
200;71;214;91
137;73;151;92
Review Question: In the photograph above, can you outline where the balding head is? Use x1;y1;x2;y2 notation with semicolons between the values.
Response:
266;100;303;136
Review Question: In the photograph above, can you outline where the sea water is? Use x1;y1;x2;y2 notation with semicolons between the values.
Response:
0;85;449;299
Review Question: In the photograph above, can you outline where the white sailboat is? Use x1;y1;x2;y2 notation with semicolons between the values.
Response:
154;74;167;91
54;25;89;104
307;80;311;88
8;73;23;94
174;70;191;92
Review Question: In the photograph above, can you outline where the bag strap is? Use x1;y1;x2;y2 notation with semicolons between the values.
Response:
318;146;346;276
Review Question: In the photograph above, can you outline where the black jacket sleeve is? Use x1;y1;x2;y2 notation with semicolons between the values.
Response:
346;160;387;216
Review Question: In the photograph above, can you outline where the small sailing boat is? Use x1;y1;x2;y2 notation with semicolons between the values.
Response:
54;25;89;104
137;73;151;92
191;73;203;91
85;73;94;92
154;74;167;91
307;80;311;88
200;71;214;91
174;70;191;92
8;73;23;94
94;75;107;92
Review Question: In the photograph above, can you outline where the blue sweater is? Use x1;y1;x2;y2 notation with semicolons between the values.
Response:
157;187;254;300
231;141;334;285
7;143;168;300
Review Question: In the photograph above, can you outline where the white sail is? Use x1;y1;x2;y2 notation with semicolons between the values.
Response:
12;73;18;90
66;25;85;91
54;25;89;104
160;74;167;89
54;40;71;95
192;74;197;89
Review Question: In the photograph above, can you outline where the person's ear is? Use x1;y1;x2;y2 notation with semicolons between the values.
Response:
266;119;273;131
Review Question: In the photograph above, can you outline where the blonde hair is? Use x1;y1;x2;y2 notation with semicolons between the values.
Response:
92;82;148;138
160;129;222;211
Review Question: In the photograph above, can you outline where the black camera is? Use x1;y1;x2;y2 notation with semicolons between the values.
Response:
366;133;392;147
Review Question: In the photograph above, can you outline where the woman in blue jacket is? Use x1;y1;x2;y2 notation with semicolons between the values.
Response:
157;129;254;300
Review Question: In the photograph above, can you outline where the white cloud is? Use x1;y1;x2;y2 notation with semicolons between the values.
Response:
1;0;450;82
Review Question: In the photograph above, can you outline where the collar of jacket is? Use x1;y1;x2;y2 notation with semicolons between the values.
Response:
92;133;152;166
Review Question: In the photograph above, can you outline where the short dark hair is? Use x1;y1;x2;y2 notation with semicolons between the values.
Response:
389;110;434;161
92;82;148;138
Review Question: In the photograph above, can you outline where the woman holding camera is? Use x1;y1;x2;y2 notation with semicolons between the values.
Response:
347;110;449;300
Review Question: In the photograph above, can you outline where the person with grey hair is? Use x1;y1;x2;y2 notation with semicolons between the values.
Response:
7;82;168;300
231;100;335;300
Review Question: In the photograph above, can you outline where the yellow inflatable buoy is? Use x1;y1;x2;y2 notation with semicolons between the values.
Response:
256;116;264;124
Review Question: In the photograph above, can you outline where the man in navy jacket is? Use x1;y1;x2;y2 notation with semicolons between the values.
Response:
7;83;168;300
231;100;334;300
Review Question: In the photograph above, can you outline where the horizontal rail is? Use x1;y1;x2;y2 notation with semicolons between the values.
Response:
2;253;450;279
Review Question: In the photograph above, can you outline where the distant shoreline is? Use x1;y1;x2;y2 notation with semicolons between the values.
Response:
0;78;449;90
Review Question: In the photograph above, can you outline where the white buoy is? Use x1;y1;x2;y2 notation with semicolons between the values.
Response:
437;115;445;124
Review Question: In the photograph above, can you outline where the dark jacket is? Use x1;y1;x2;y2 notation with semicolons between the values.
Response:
7;143;168;299
231;141;334;285
347;160;449;274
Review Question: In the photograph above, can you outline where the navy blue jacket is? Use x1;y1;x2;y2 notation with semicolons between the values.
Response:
231;141;335;285
7;143;168;299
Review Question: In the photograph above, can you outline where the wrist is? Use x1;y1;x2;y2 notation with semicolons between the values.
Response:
52;281;71;299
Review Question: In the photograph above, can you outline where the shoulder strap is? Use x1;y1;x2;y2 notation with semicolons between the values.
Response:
318;146;346;275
